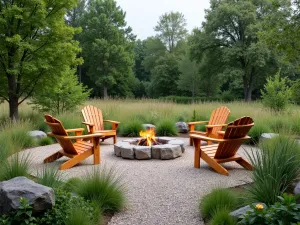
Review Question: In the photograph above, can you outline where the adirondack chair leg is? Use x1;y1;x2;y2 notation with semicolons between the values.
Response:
113;135;117;144
193;139;201;168
59;149;93;170
44;151;63;163
190;137;193;146
201;153;229;176
93;138;100;165
236;158;253;171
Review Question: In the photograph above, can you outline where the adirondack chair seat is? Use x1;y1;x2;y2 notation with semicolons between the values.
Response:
188;106;230;146
190;116;254;176
82;106;120;144
44;114;104;170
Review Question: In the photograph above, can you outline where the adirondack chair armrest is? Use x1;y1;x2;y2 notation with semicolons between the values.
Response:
65;128;85;133
48;132;104;140
82;121;95;127
103;120;120;130
189;134;251;143
205;124;227;128
188;121;209;131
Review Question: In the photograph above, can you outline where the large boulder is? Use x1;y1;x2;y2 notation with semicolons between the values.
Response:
175;122;189;133
260;133;279;142
0;177;55;215
28;130;47;140
294;181;300;195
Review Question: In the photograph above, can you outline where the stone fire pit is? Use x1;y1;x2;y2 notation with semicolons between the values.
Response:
114;137;185;160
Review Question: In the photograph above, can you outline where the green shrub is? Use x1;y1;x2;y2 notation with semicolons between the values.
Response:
39;189;99;225
120;120;143;137
36;167;62;188
74;167;125;213
64;206;95;225
38;137;53;146
0;154;32;181
200;188;240;219
261;72;292;112
239;194;300;225
247;122;270;144
246;136;300;205
291;79;300;105
63;177;83;193
156;119;178;136
210;208;237;225
160;95;222;104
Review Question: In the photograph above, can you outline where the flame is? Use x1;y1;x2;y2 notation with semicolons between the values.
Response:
138;129;156;146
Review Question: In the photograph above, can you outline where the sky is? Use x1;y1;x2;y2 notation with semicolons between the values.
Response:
116;0;211;40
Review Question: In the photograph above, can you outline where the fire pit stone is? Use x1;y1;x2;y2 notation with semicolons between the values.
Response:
134;146;151;160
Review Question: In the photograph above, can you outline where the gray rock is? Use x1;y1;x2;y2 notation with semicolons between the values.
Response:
0;177;55;215
134;146;151;160
114;142;130;157
260;133;279;142
168;140;185;153
294;181;300;194
230;203;266;219
121;146;134;159
157;137;176;144
151;145;162;159
28;130;47;140
160;144;182;159
142;124;156;131
122;139;139;145
175;122;189;133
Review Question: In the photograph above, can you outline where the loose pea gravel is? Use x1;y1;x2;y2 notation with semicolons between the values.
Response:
24;137;253;225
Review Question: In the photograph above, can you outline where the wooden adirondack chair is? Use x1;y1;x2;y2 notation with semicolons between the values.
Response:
44;114;105;170
189;116;254;176
81;105;120;144
188;106;230;146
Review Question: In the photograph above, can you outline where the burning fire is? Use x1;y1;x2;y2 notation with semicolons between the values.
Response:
138;129;156;146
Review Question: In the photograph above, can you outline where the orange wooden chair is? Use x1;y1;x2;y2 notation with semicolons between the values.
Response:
81;105;120;144
44;114;104;170
188;106;230;146
189;116;254;176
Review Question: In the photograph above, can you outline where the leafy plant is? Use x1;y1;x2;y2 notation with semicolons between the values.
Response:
200;188;240;219
156;119;178;136
38;137;53;146
210;208;237;225
261;71;292;112
0;154;32;181
74;167;126;213
239;194;300;225
36;167;62;189
246;136;300;205
64;206;96;225
120;120;143;137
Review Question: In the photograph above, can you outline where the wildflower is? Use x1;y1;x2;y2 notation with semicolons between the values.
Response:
256;203;264;210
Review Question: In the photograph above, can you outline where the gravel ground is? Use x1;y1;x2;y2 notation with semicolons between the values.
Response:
23;137;254;225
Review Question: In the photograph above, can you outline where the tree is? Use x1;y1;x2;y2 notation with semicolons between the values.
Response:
154;12;188;53
0;0;81;120
80;0;135;98
134;39;150;82
189;0;290;101
30;68;90;114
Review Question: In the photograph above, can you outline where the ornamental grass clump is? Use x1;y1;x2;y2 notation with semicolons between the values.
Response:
156;119;178;136
246;136;300;205
74;167;126;213
209;208;237;225
120;119;143;137
36;166;62;189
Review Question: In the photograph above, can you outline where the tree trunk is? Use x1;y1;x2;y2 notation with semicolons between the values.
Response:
9;97;19;120
7;73;19;120
244;87;252;102
103;85;108;99
243;68;254;102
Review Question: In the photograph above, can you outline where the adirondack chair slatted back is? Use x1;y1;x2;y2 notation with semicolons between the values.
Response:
44;114;78;155
214;116;254;159
208;106;230;135
82;105;104;132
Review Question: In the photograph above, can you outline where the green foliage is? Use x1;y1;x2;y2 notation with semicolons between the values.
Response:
64;206;96;225
247;122;270;144
156;120;178;136
36;167;62;189
30;69;90;115
246;136;300;205
0;197;37;225
0;0;81;120
38;137;54;146
120;120;143;137
261;72;292;112
0;154;31;181
80;0;135;98
209;208;237;225
238;194;300;225
200;188;240;219
39;189;99;225
63;177;83;193
160;96;221;104
74;167;125;213
154;11;187;52
291;80;300;105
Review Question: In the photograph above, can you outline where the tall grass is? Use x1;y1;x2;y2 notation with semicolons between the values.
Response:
0;154;32;181
36;166;62;188
74;167;126;213
64;206;97;225
246;136;300;205
156;119;178;136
